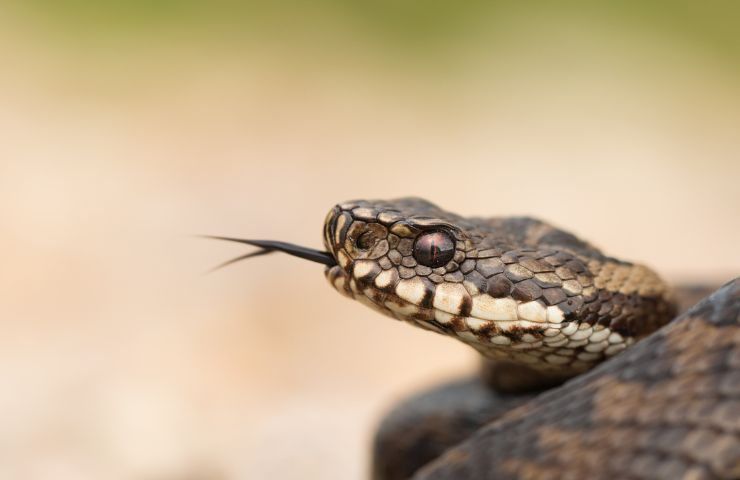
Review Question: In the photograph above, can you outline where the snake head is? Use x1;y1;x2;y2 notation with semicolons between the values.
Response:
209;197;675;377
321;198;675;375
323;198;473;316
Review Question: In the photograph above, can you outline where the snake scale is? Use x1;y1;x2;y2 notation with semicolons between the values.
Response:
211;197;739;480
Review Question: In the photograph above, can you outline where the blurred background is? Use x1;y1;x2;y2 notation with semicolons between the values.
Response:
1;1;738;479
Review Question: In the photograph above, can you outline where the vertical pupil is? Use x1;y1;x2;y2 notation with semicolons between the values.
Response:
430;240;439;263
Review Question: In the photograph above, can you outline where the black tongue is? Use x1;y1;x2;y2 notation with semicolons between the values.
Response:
203;235;337;267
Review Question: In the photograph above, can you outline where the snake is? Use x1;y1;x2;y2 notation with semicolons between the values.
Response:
209;197;739;480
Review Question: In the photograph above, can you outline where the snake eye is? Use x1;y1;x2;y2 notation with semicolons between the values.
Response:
413;231;455;268
355;231;375;250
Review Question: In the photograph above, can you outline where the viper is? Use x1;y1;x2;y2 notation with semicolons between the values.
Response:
209;198;739;480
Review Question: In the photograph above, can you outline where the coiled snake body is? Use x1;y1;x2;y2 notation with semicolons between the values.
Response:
212;198;739;479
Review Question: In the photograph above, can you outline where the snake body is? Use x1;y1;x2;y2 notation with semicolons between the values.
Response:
219;197;739;479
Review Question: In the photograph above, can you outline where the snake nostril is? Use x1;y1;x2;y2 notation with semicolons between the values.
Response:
355;231;376;250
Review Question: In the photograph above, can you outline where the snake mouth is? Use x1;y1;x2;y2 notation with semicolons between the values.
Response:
204;236;337;270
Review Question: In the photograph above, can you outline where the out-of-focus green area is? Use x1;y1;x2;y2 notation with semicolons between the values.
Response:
8;1;740;63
